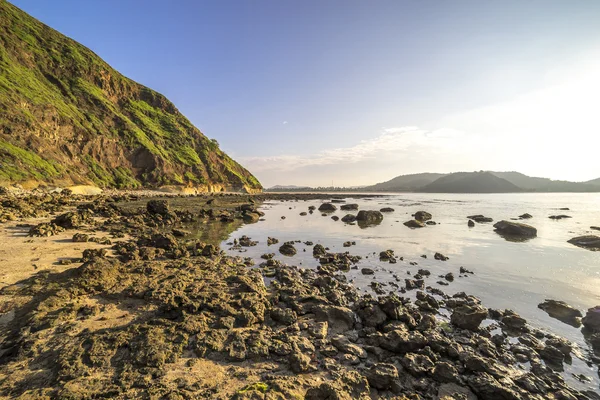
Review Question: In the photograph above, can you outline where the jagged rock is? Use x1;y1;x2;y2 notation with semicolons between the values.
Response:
271;307;297;325
331;335;367;359
404;220;425;228
567;235;600;250
402;353;434;376
289;351;311;373
267;237;279;245
52;210;93;228
434;252;449;261
146;200;170;215
583;306;600;332
379;330;426;353
318;203;337;212
493;220;537;237
414;211;432;221
313;244;326;257
502;310;527;331
432;362;459;383
313;305;355;335
365;363;398;390
451;305;487;330
538;299;582;327
28;222;65;237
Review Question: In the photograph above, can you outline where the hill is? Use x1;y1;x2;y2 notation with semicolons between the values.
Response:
585;177;600;186
420;172;521;193
363;173;446;192
0;1;261;192
491;172;599;192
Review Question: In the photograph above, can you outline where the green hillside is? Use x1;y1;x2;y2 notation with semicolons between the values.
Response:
0;1;261;191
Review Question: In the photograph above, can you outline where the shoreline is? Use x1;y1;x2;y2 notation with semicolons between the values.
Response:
0;191;598;398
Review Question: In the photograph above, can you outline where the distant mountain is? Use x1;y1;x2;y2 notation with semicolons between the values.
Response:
363;173;447;192
491;172;600;192
268;185;310;190
585;178;600;186
420;172;521;193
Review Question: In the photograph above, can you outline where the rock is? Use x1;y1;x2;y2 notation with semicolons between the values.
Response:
361;268;374;275
318;203;337;212
172;229;190;237
468;219;475;227
379;250;394;261
493;220;537;237
434;252;449;261
308;322;328;339
402;353;434;376
299;212;307;216
451;305;487;330
356;210;383;225
28;223;65;237
380;207;395;212
340;203;359;211
242;212;260;223
365;363;398;390
267;237;279;245
468;373;521;400
467;215;493;223
405;279;424;290
271;307;297;325
444;273;454;282
414;211;432;221
591;226;600;231
313;244;326;257
313;305;355;335
289;351;311;373
567;235;600;250
549;215;572;220
432;362;459;383
239;236;257;246
341;214;356;223
519;213;533;219
426;221;437;225
403;220;425;228
502;310;527;331
583;306;600;332
146;200;170;215
72;233;89;242
279;243;297;256
52;210;93;229
380;330;427;353
331;216;339;221
331;335;367;359
538;299;582;327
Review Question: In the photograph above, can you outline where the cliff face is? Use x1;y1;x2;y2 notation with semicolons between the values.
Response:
0;1;261;192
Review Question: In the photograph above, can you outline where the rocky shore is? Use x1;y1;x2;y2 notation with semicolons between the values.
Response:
0;190;599;399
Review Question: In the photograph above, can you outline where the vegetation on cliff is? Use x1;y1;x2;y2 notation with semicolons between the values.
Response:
0;1;261;191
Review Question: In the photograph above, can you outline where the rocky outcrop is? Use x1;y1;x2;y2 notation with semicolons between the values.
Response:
538;300;583;327
0;2;261;191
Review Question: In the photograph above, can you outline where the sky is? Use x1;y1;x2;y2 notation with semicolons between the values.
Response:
11;0;600;187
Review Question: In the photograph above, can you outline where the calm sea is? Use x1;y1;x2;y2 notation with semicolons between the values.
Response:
223;192;600;390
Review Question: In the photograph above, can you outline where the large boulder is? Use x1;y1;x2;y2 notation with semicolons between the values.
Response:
567;235;600;251
493;220;537;237
356;210;383;225
414;211;432;221
538;299;582;327
583;306;600;332
451;305;488;330
318;203;337;212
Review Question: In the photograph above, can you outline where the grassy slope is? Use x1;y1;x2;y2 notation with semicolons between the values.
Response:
0;1;261;190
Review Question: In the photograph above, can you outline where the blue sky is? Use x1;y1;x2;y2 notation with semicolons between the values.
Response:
12;0;600;186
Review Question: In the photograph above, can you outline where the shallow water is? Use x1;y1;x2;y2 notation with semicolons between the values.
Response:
222;192;600;391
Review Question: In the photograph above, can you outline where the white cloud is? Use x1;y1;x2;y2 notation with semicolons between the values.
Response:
282;121;288;125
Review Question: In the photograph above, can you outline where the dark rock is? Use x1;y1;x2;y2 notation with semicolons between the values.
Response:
493;220;537;237
414;211;432;221
313;305;355;335
380;330;427;353
468;215;493;223
567;235;600;251
72;233;89;242
356;210;384;225
146;200;170;215
434;252;449;261
403;220;425;228
331;216;339;221
340;203;359;211
380;207;395;212
538;299;582;327
279;243;297;256
519;213;533;219
341;214;356;223
289;352;311;373
267;237;279;245
318;203;337;212
432;362;459;383
583;306;600;332
402;353;434;376
549;215;572;220
365;363;398;390
313;244;326;257
468;219;475;227
451;304;487;330
361;268;374;275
